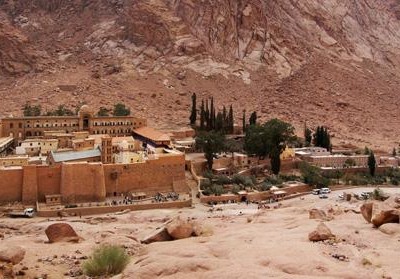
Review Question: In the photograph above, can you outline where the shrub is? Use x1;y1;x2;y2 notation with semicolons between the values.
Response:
214;175;232;185
82;245;130;277
232;184;241;194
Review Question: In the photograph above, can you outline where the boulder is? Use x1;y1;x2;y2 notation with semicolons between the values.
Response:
0;263;14;278
344;192;352;202
378;223;400;235
45;223;80;243
141;227;172;244
308;222;335;242
166;217;194;240
0;245;25;264
371;202;400;227
309;208;333;221
360;202;373;223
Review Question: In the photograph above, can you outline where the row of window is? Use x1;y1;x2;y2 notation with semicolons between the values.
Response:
9;123;79;129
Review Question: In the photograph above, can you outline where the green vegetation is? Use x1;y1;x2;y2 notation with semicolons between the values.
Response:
299;162;330;188
46;105;74;116
304;123;312;147
82;245;130;277
312;126;331;151
244;118;295;174
249;111;257;126
196;131;225;170
23;102;42;116
113;103;130;116
189;92;197;125
197;97;234;134
368;151;376;176
97;106;111;116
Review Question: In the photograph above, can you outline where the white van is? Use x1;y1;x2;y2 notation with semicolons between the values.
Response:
320;188;331;194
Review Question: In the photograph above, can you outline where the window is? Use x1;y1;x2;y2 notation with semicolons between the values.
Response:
18;123;22;128
9;123;13;129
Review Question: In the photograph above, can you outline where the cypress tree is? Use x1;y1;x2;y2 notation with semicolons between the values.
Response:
228;105;234;134
368;151;376;176
304;122;312;147
242;110;246;134
222;106;227;132
216;112;223;131
200;100;205;130
189;92;197;125
210;97;215;130
205;99;210;130
249;111;257;126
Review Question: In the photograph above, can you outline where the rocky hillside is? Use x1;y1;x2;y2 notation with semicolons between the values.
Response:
0;0;400;149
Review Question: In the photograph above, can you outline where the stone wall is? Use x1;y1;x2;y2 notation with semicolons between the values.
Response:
0;154;187;204
0;168;23;203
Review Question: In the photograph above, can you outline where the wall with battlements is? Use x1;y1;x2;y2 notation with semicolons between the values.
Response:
0;154;187;205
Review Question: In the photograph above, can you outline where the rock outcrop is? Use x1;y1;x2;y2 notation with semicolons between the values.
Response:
0;245;25;264
360;195;400;227
45;223;80;243
309;208;333;221
166;217;194;240
308;222;335;242
379;223;400;235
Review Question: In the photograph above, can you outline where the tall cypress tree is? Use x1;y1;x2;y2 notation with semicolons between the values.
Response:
368;151;376;176
249;111;257;126
242;109;246;134
200;100;205;130
189;92;197;125
228;105;234;134
210;97;215;130
216;112;223;131
205;99;210;130
222;106;227;132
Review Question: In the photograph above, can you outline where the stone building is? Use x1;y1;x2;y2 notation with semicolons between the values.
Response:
0;105;146;143
307;155;369;168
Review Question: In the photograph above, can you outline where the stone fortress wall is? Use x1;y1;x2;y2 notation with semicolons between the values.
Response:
0;154;187;205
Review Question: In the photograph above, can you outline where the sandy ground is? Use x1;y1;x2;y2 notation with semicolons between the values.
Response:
1;188;400;279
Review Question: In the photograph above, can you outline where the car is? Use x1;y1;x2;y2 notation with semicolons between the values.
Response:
319;194;328;199
338;194;344;199
312;189;320;195
320;188;331;194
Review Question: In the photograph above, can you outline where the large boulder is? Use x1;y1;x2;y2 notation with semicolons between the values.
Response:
309;208;332;221
166;217;194;240
371;202;400;227
378;223;400;235
0;245;25;264
45;223;80;243
308;222;335;242
360;202;373;223
141;227;172;244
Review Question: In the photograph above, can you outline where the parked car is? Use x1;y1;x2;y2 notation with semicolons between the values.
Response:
312;189;320;195
319;194;328;199
320;188;331;194
338;194;344;200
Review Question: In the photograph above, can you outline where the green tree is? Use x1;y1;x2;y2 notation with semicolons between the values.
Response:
189;92;197;125
23;102;42;116
249;111;257;126
368;151;376;176
228;105;234;134
113;103;130;116
242;110;246;133
97;107;111;116
244;119;295;174
200;100;205;130
196;131;225;170
364;146;370;155
304;123;312;147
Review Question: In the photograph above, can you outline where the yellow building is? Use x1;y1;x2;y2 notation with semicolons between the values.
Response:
280;147;295;160
0;155;29;167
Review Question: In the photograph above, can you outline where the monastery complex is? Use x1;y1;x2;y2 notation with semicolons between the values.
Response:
0;106;191;206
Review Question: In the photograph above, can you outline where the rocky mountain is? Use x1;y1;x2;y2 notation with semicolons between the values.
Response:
0;0;400;149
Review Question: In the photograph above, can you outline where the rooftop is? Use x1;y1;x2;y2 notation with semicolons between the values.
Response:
50;148;101;163
134;127;170;142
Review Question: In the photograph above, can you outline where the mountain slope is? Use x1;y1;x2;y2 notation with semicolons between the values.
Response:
0;0;399;149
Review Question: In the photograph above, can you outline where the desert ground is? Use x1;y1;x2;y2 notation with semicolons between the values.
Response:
1;188;400;279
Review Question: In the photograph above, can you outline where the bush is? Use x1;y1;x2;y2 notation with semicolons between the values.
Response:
214;175;232;185
82;245;130;277
232;184;241;194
